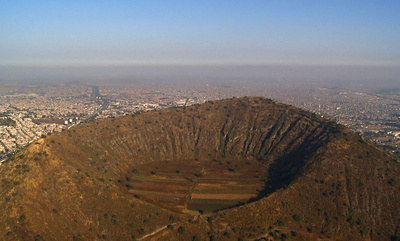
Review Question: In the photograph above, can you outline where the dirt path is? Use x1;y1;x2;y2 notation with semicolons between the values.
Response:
137;221;186;241
184;176;200;210
137;224;171;241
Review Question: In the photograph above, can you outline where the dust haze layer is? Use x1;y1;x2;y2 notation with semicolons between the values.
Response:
0;97;399;240
1;64;400;90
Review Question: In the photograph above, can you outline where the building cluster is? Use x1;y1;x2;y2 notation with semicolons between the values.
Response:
1;81;399;162
264;86;400;157
0;117;64;153
0;84;200;161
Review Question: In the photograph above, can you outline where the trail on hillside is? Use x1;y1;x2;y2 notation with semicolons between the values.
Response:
137;221;183;241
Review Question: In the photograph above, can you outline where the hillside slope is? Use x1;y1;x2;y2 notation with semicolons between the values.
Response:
0;97;399;240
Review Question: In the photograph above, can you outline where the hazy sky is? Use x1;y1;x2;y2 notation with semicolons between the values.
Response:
1;1;400;66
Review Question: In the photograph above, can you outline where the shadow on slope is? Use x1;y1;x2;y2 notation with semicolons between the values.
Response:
254;133;330;202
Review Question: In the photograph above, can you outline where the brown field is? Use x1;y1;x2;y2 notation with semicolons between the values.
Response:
187;199;244;213
120;158;267;213
191;193;255;200
193;181;263;194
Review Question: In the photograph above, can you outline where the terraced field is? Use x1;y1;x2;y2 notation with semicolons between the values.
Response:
188;178;264;212
120;159;268;213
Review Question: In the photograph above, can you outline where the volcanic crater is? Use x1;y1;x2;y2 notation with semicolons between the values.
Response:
1;96;399;241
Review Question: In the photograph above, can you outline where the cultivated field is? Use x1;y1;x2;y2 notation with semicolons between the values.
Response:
120;158;268;213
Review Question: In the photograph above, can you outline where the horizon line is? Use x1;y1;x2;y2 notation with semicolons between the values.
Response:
1;61;399;68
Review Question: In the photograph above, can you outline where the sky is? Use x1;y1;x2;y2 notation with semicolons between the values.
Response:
1;1;400;66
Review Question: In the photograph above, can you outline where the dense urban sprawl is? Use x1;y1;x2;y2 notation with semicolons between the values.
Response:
0;81;399;163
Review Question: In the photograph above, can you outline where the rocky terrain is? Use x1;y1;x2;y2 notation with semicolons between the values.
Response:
0;96;399;240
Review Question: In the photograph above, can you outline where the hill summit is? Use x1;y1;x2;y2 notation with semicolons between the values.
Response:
0;96;399;240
